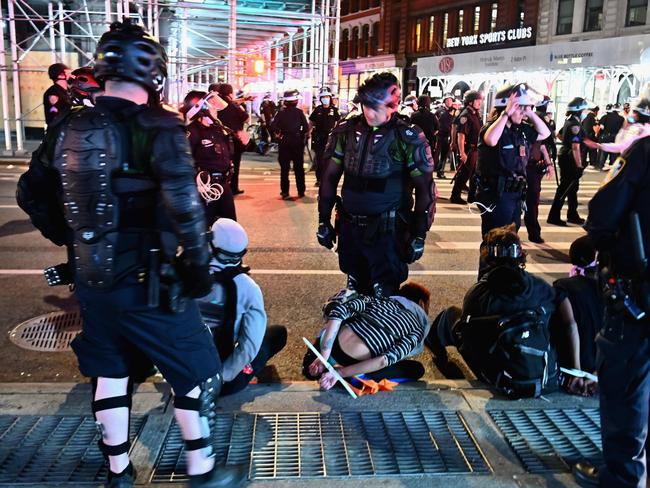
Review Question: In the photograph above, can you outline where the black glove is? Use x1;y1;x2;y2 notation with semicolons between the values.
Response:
43;262;73;286
317;222;336;249
175;255;212;299
406;236;425;263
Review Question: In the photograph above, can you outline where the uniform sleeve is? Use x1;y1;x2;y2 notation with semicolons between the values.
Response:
301;111;309;135
326;296;369;322
318;122;347;222
569;122;583;144
269;112;280;134
401;125;436;236
309;109;318;123
523;125;539;145
221;277;268;382
587;137;650;250
458;114;470;136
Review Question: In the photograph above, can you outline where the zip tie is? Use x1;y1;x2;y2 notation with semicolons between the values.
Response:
196;171;224;202
468;201;496;216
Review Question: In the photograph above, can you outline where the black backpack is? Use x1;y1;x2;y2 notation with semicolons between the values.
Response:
460;307;559;398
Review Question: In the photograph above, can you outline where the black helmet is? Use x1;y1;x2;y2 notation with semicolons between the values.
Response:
567;97;588;112
463;90;483;106
95;21;167;94
493;83;536;108
48;63;69;81
69;67;101;105
634;97;650;119
493;84;514;108
181;90;208;121
441;93;454;102
535;95;552;112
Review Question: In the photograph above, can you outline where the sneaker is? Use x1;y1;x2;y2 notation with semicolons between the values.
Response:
528;235;545;244
189;463;247;488
105;463;136;488
567;215;585;225
547;216;567;226
449;195;467;205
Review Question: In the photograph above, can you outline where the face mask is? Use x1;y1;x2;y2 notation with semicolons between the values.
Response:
321;97;331;106
628;115;636;124
580;112;588;121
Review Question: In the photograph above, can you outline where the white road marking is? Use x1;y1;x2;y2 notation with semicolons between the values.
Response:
430;224;584;233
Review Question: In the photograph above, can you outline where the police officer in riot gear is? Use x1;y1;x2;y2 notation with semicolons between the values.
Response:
316;72;436;297
43;62;72;125
270;89;309;199
450;90;484;204
574;99;650;488
16;21;245;488
410;95;439;170
182;90;237;225
69;67;102;107
434;93;454;178
547;97;589;226
309;88;340;187
475;84;550;273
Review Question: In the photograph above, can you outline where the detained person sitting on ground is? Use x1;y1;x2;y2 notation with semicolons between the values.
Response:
426;224;562;398
302;282;430;390
198;218;287;396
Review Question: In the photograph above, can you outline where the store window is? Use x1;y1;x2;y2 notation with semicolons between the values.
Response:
341;29;349;60
390;19;399;53
428;15;437;50
341;0;349;16
517;0;525;26
351;26;359;58
473;6;481;34
584;0;604;30
359;0;368;11
557;0;575;34
490;3;498;32
361;24;370;56
371;22;379;55
412;18;423;52
349;0;358;13
442;12;449;46
458;9;464;35
626;0;648;26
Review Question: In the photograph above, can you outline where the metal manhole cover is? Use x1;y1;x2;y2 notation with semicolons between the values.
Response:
9;311;82;352
0;415;145;484
152;410;492;482
490;408;602;474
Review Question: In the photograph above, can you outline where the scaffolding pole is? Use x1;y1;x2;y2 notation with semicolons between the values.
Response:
48;2;57;64
0;0;12;152
332;0;341;93
228;0;237;83
7;0;23;152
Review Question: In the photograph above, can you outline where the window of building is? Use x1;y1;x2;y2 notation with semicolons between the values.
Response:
412;18;423;51
370;0;380;7
557;0;575;34
473;6;481;33
361;24;370;56
351;26;359;58
442;12;449;46
517;0;525;26
359;0;368;11
626;0;648;26
390;19;400;53
341;0;349;16
458;9;464;35
340;29;349;60
349;0;358;14
584;0;603;30
371;21;380;55
490;3;498;31
428;15;437;50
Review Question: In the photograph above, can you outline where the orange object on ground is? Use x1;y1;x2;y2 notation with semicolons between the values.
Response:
349;377;399;397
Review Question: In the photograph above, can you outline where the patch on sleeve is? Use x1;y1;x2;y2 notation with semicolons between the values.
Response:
601;156;626;187
460;116;467;125
570;125;581;135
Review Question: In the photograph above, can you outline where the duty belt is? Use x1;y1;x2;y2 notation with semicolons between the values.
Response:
479;174;527;194
342;209;397;231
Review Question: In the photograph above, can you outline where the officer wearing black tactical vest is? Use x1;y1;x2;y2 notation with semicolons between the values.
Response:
547;97;589;226
574;98;650;488
182;90;237;225
16;21;245;488
450;90;484;204
317;72;436;297
476;84;550;240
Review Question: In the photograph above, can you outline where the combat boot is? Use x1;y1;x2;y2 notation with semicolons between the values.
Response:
105;463;136;488
189;463;247;488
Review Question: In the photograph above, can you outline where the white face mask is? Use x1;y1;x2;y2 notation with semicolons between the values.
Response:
320;97;331;106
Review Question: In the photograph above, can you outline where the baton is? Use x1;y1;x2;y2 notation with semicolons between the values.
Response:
302;337;358;399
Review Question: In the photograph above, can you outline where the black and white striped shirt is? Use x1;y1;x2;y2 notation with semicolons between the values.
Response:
326;295;426;366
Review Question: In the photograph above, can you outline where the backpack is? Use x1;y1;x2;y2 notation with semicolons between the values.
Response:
460;306;559;398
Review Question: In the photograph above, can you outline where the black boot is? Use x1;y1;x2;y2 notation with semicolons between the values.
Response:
573;462;599;487
105;463;136;488
189;463;247;488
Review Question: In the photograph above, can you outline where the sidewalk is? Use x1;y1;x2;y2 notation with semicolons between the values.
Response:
0;380;598;487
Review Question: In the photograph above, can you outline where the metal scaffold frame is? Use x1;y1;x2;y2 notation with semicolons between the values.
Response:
0;0;341;154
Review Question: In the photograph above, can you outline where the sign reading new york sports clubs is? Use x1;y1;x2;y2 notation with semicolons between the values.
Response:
438;57;454;74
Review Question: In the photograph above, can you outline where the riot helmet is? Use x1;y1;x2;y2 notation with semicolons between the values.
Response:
283;89;300;105
442;93;454;103
95;21;167;95
567;97;589;113
181;90;227;122
210;218;248;266
319;87;332;106
535;95;554;114
494;83;535;109
634;97;650;123
69;67;101;106
403;94;417;106
463;90;483;106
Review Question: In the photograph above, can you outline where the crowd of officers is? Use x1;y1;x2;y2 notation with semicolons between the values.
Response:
29;20;650;488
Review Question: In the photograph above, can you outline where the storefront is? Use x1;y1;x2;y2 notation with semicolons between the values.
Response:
339;54;402;112
417;33;650;120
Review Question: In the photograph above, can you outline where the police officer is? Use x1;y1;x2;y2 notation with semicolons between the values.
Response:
597;103;625;168
582;105;600;167
270;89;309;199
43;63;72;125
434;93;455;178
450;90;484;204
316;72;436;297
475;84;550;269
547;97;589;226
535;95;557;167
410;95;439;173
16;21;245;488
309;88;341;187
183;90;237;225
399;94;417;120
68;67;102;107
574;99;650;488
259;92;277;152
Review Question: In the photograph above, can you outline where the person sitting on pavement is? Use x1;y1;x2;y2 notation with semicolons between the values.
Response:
302;282;430;390
198;218;287;396
426;224;562;398
551;235;601;397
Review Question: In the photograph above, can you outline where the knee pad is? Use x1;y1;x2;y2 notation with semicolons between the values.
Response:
91;378;133;459
173;373;223;456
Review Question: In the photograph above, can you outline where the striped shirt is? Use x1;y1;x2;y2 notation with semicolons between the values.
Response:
326;295;426;366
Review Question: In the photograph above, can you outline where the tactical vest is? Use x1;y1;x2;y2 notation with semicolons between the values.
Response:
52;107;157;289
478;123;529;179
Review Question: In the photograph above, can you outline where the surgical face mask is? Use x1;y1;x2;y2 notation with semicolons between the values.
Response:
320;97;331;106
627;115;637;124
580;111;588;121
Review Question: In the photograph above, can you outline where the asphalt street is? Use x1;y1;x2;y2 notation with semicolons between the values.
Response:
0;152;603;384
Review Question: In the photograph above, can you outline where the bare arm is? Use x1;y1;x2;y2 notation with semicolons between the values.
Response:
571;142;582;168
556;297;581;370
483;112;509;147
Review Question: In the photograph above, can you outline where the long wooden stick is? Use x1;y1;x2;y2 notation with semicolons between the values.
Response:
303;337;358;399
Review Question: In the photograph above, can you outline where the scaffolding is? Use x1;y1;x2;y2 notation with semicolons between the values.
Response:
0;0;341;154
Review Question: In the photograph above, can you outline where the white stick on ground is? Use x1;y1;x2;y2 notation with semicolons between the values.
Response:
303;337;358;399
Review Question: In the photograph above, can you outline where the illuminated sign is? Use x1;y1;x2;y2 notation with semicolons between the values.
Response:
446;26;533;49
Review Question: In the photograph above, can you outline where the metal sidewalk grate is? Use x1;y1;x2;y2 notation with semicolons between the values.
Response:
0;415;145;484
9;311;82;352
489;408;602;473
151;410;491;482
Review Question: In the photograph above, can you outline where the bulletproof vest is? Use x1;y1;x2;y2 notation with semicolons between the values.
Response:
52;107;156;289
188;121;231;172
342;118;404;179
478;123;528;178
198;265;249;360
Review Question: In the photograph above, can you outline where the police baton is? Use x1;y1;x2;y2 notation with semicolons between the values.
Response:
552;158;559;186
